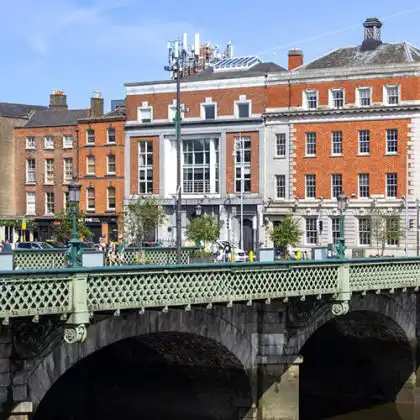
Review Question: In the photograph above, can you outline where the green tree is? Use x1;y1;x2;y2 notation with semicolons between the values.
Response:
371;209;403;256
186;214;221;246
54;205;93;243
124;197;166;245
270;217;302;250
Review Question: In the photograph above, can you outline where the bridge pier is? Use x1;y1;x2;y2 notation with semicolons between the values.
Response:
257;355;302;420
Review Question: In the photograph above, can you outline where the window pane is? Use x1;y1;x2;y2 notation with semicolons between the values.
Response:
359;217;371;245
358;130;370;154
305;133;316;156
331;131;343;155
305;174;316;198
237;103;250;118
306;217;318;244
204;104;215;120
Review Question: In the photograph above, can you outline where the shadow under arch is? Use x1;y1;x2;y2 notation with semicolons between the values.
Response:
299;310;414;420
33;332;253;420
26;308;253;408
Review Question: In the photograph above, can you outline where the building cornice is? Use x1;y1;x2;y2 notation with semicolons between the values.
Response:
268;63;420;85
125;117;263;130
264;104;420;120
78;116;126;124
125;76;268;95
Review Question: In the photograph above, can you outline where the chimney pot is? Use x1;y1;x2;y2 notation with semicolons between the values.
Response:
288;49;303;71
49;90;68;111
90;91;104;118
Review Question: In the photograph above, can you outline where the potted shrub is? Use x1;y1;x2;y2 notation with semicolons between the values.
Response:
270;217;302;260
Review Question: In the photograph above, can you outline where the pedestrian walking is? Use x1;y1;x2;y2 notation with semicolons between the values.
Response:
211;242;219;263
2;240;11;253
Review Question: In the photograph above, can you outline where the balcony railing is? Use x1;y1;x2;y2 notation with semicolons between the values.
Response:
183;180;211;194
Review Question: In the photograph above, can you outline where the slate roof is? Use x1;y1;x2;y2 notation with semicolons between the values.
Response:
298;42;420;71
0;103;47;118
125;62;286;86
103;106;126;118
24;109;89;128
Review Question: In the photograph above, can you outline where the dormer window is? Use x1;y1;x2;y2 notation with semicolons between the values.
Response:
384;85;400;105
304;90;318;109
330;89;344;108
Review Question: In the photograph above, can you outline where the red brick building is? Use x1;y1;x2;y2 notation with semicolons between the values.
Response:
78;95;126;242
125;59;285;250
264;17;420;256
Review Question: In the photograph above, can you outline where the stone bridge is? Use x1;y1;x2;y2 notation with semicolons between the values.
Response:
0;258;420;419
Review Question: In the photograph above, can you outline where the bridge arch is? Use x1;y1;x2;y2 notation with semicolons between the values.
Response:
27;306;254;410
287;293;417;355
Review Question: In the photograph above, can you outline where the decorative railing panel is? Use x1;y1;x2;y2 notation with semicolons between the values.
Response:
87;263;340;311
13;250;67;270
0;273;72;318
349;259;420;291
105;248;193;266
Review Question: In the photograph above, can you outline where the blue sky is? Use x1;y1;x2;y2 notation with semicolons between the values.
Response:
2;0;420;110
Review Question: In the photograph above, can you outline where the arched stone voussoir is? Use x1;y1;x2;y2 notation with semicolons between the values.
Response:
27;307;253;407
286;294;417;355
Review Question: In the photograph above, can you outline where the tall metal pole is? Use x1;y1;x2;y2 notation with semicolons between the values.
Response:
417;198;419;256
240;135;244;250
175;57;182;263
405;142;409;256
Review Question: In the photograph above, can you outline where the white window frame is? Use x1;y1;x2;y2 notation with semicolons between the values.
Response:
45;192;55;215
106;127;116;143
138;106;153;124
275;175;286;199
275;133;287;158
86;128;95;145
305;216;318;245
331;217;340;245
26;136;35;150
356;87;372;107
383;84;400;105
234;99;252;118
45;159;54;184
64;192;69;210
168;101;185;121
305;132;317;157
358;217;372;246
86;156;95;176
26;159;36;184
329;88;345;109
386;129;398;155
303;89;318;110
234;136;251;193
305;174;316;199
63;135;73;149
107;187;116;211
201;102;217;120
331;174;343;199
107;154;116;175
386;172;398;198
358;130;370;155
86;188;95;211
331;131;343;156
358;173;370;199
139;141;153;194
44;136;54;150
26;192;35;215
63;158;73;183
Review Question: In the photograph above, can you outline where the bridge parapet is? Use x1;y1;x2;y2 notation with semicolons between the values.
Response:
0;257;419;343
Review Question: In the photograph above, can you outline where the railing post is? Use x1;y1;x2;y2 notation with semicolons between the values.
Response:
64;273;89;344
332;263;351;316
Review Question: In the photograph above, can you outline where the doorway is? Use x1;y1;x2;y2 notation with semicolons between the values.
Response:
242;219;254;253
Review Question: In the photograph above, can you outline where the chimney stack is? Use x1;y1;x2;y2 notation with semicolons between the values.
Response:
90;91;104;118
288;49;303;70
361;17;383;51
49;90;68;111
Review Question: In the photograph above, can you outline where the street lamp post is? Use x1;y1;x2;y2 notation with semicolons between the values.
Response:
67;178;83;267
336;193;348;259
